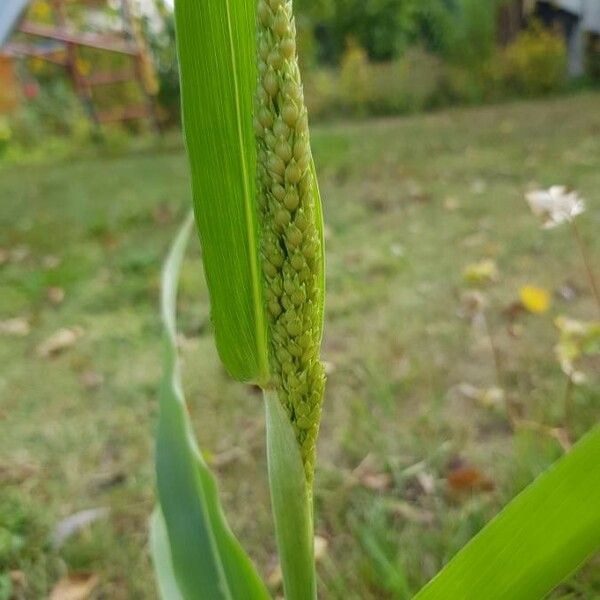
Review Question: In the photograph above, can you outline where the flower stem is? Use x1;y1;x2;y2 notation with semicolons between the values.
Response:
571;221;600;318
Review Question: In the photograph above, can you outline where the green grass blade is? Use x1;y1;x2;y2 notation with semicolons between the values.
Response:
264;391;316;600
174;0;268;385
156;214;271;600
150;508;185;600
414;425;600;600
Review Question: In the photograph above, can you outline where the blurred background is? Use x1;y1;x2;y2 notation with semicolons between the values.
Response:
0;0;599;598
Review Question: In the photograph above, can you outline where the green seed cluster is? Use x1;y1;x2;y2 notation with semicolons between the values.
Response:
254;0;325;482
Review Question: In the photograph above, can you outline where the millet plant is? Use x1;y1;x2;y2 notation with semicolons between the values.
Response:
151;1;600;598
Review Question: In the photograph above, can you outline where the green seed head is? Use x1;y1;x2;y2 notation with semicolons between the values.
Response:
254;0;325;484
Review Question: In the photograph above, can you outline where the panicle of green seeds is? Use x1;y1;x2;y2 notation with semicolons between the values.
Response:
254;0;325;483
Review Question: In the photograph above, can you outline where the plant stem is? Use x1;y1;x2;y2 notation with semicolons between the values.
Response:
571;220;600;318
264;390;317;600
563;375;575;434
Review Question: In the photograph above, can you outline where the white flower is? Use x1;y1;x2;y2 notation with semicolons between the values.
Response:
525;186;585;229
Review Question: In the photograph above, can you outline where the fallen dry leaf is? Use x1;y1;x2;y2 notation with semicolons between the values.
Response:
0;317;30;336
49;572;98;600
389;500;435;525
153;203;173;225
416;472;436;495
454;383;505;410
503;301;526;322
443;197;460;211
10;570;26;592
0;463;38;484
80;371;104;390
47;286;65;305
37;327;83;358
352;455;392;492
52;508;109;549
42;254;61;269
10;245;30;263
447;465;494;493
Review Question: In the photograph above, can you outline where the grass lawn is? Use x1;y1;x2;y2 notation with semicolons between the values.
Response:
1;93;599;599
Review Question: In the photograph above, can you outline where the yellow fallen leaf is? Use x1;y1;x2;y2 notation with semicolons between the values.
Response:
36;327;83;358
49;572;98;600
462;259;498;285
520;285;550;314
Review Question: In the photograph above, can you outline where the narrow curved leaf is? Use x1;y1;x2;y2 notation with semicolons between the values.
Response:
150;508;185;600
265;390;316;600
174;0;268;385
415;425;600;600
156;214;270;600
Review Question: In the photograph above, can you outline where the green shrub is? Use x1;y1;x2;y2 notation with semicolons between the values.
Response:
500;23;567;96
368;48;443;114
339;41;371;115
304;68;340;120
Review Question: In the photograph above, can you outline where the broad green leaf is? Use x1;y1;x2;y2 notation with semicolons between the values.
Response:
265;390;316;600
415;425;600;600
174;0;269;385
156;214;270;600
150;508;185;600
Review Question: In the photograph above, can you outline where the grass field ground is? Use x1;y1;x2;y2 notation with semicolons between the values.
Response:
1;93;599;599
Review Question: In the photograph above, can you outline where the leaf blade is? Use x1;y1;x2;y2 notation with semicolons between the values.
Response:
156;214;270;600
150;508;185;600
174;0;268;384
415;425;600;600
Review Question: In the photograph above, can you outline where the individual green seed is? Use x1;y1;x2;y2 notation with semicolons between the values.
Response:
288;340;303;357
268;154;286;176
263;260;278;278
272;183;286;201
293;137;308;161
258;107;273;128
291;289;306;306
281;360;295;375
302;239;317;260
259;39;270;60
273;11;289;37
283;80;301;101
258;0;271;26
275;208;291;227
253;117;263;137
269;301;282;316
285;162;302;184
296;115;309;137
268;50;284;70
286;319;302;337
283;277;296;296
286;225;303;247
276;139;292;162
294;210;309;231
280;37;295;59
263;71;279;97
298;266;311;282
269;251;284;268
283;189;299;210
282;102;299;126
264;131;277;150
291;253;304;270
273;119;289;138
